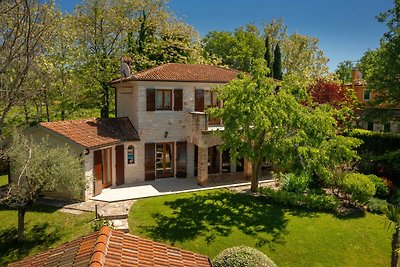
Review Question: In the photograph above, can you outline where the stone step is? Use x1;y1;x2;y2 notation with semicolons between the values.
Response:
111;218;129;233
99;213;128;220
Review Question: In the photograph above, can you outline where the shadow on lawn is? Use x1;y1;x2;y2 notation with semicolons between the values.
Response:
0;223;62;265
144;191;288;249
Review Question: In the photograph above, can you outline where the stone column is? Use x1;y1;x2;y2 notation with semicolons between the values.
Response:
230;160;237;173
197;146;209;185
244;159;252;180
187;143;195;178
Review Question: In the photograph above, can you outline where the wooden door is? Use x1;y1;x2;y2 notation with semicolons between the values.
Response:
156;143;174;178
145;143;156;180
102;148;112;188
115;145;125;186
93;150;103;196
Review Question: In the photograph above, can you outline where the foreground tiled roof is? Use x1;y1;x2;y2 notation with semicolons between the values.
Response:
9;227;212;267
40;118;139;149
111;63;242;84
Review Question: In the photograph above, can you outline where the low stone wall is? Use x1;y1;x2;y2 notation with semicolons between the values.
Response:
208;172;248;185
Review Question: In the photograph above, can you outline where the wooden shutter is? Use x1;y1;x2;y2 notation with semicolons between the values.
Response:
145;143;156;180
176;142;187;178
174;89;183;111
146;89;156;111
93;150;103;196
115;145;125;186
195;89;204;112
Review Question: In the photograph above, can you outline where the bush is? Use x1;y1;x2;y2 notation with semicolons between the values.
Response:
259;188;340;212
367;197;388;214
280;173;310;193
341;173;376;204
212;246;277;267
368;174;389;199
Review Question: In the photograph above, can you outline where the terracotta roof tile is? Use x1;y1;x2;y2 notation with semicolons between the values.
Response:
9;227;212;267
40;118;139;149
112;63;242;84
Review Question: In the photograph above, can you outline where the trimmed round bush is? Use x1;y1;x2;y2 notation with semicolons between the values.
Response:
212;246;277;267
341;173;376;204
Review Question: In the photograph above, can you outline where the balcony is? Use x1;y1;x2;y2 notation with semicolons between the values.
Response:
187;112;224;148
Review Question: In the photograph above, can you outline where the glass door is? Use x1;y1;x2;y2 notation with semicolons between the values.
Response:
156;143;174;178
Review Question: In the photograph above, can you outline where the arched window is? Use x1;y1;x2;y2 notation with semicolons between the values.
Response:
127;145;135;164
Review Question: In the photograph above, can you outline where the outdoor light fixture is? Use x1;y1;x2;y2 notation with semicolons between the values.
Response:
164;131;168;138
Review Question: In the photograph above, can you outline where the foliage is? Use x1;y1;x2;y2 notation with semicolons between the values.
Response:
0;174;8;187
129;189;390;266
0;134;84;241
0;204;93;266
280;173;310;194
203;24;265;72
358;0;400;105
367;197;388;214
203;19;329;79
212;246;277;267
91;217;111;231
335;60;354;84
259;188;340;212
208;59;361;191
0;0;57;133
272;43;283;80
368;174;390;199
264;35;273;76
382;203;400;267
341;173;376;205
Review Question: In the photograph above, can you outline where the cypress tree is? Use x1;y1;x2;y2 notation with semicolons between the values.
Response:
264;35;273;77
273;43;283;80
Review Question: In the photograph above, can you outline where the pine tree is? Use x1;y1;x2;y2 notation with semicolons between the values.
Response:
273;43;283;80
264;35;273;77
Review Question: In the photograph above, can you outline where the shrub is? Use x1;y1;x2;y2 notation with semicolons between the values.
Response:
367;197;388;214
212;246;277;267
341;173;376;204
280;173;310;193
368;174;389;199
259;188;340;212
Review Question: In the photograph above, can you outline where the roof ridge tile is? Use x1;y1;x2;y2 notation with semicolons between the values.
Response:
89;227;112;267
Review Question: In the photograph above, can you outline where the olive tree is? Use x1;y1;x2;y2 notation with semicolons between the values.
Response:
0;134;84;242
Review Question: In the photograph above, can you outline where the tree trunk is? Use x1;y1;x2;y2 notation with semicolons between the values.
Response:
392;227;400;267
250;157;263;192
17;208;26;242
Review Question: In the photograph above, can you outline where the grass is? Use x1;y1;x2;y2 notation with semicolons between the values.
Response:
0;174;8;187
0;204;94;266
129;189;391;267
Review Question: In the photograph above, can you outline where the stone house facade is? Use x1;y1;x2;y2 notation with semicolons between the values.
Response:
30;63;247;200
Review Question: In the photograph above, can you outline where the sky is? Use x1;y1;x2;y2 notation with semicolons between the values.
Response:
58;0;394;71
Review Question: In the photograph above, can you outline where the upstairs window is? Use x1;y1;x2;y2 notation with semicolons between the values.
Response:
363;90;371;101
156;89;172;110
127;145;135;164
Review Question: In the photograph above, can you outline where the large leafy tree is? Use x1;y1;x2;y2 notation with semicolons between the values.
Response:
0;134;84;242
264;35;273;76
359;0;400;106
209;59;360;192
335;60;354;84
0;0;57;134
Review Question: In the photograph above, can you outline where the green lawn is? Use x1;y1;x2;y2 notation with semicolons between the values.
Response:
0;204;94;266
0;174;8;187
129;189;391;267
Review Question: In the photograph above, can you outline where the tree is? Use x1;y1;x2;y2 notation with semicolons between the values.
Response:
208;59;361;192
0;134;84;242
0;0;57;134
383;203;400;267
335;60;354;84
359;0;400;105
264;35;273;77
272;43;283;80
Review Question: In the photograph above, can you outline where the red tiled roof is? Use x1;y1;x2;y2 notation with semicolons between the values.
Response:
9;227;212;267
40;118;139;150
111;63;242;84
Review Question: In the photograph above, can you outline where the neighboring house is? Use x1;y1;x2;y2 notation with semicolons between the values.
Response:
346;68;400;132
9;226;212;267
29;63;248;200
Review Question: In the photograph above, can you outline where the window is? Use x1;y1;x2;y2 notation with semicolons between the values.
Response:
384;123;391;133
363;90;371;101
156;143;174;178
205;90;221;125
155;89;172;110
127;145;135;164
367;122;374;131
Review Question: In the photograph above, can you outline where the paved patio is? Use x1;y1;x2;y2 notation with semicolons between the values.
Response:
91;176;274;202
